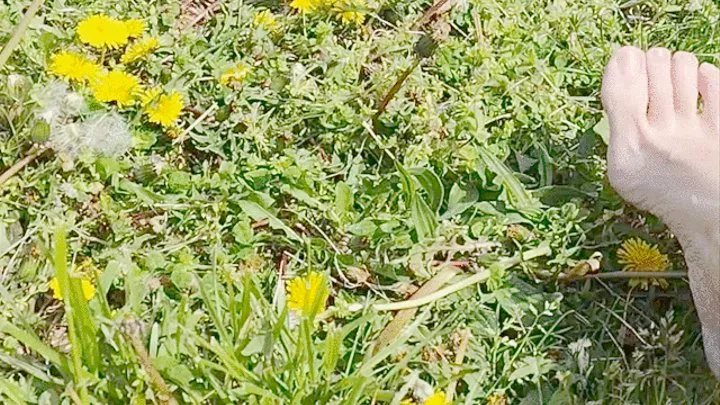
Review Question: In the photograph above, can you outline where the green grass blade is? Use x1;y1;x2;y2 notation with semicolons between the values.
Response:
0;321;70;375
0;0;45;70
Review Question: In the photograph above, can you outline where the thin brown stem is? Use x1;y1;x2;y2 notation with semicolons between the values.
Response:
445;329;471;402
0;146;47;188
412;0;452;29
373;59;421;123
122;321;178;405
582;271;687;280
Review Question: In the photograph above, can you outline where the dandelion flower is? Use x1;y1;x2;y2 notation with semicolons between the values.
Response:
617;238;670;289
124;19;146;38
287;271;329;318
139;86;162;107
91;70;140;107
49;51;102;83
144;91;184;128
253;10;279;31
77;14;130;49
333;0;367;25
120;37;159;64
49;276;96;301
486;392;508;405
219;64;250;87
422;392;447;405
290;0;319;13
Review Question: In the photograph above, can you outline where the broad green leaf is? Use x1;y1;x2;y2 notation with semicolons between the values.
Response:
334;181;354;216
119;179;164;204
442;182;478;219
478;148;540;215
232;216;254;245
410;168;444;212
53;225;100;377
238;200;301;242
347;219;377;236
410;195;437;241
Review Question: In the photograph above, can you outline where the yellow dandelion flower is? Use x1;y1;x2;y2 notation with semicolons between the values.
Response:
333;0;366;25
138;86;162;107
290;0;319;13
287;271;329;318
400;401;415;405
49;51;102;82
423;392;447;405
120;37;159;64
617;238;670;289
91;70;141;107
486;392;507;405
49;276;96;301
338;10;365;24
253;10;279;31
144;91;184;128
219;64;250;87
124;19;146;38
77;14;130;49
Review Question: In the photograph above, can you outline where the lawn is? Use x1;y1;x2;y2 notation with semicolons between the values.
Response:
1;0;719;403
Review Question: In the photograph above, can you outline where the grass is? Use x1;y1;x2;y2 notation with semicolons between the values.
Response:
1;0;719;403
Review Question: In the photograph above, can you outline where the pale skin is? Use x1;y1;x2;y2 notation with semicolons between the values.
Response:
602;46;720;377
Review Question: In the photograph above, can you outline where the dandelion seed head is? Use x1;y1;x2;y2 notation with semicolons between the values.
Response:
33;81;86;125
82;111;133;157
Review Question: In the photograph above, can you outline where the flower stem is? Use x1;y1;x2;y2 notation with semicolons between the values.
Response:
583;271;687;280
0;146;48;188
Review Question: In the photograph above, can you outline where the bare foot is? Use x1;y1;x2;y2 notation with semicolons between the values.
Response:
601;46;720;377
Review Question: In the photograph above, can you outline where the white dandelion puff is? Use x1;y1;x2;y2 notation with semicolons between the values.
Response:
82;111;132;157
49;112;131;158
33;81;88;125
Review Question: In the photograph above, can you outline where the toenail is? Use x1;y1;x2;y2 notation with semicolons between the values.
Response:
699;63;719;78
647;47;670;61
673;51;698;66
617;49;642;75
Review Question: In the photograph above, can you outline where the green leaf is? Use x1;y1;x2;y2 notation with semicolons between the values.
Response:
410;168;444;212
232;216;254;245
509;355;555;382
323;325;342;378
347;219;376;236
238;200;301;242
442;182;478;219
410;194;438;241
593;115;610;145
119;179;164;204
478;148;540;215
334;182;354;217
0;321;69;375
167;171;192;191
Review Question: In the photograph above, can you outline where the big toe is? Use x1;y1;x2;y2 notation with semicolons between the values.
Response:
699;62;720;130
602;46;649;120
601;46;649;158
